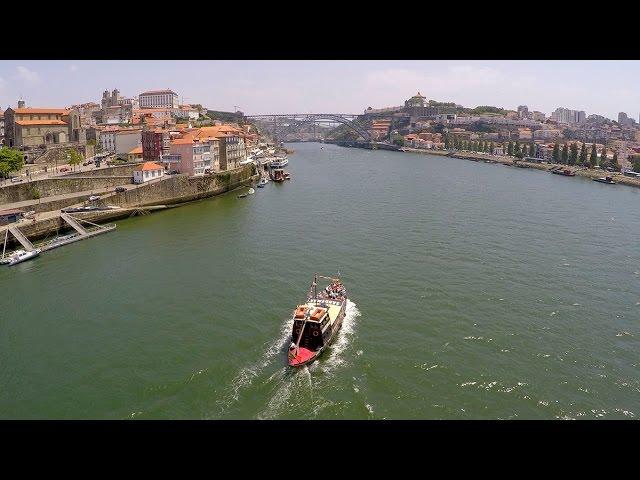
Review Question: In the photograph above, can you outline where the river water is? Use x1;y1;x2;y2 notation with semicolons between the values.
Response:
1;142;639;419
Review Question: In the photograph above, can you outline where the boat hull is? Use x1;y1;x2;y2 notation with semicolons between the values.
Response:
8;250;41;266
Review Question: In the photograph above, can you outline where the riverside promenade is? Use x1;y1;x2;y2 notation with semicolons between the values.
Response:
402;147;640;189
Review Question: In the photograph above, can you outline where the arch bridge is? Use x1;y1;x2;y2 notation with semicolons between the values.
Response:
245;113;370;141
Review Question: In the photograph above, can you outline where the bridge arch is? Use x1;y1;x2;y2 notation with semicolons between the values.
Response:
246;114;370;141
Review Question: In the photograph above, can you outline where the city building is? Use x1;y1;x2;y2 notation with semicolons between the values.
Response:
3;101;85;148
133;161;164;183
618;112;634;127
97;89;137;124
142;129;171;162
551;107;586;124
138;89;179;109
127;146;144;162
167;125;247;175
70;102;101;127
172;105;200;120
531;111;546;122
99;127;141;157
169;135;218;176
517;105;529;119
533;128;563;140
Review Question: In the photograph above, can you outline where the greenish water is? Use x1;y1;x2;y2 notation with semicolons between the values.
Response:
1;142;639;419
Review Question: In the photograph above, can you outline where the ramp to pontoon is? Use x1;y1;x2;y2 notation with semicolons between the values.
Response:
7;225;35;251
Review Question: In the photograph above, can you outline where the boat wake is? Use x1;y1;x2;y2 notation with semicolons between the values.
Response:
311;300;362;375
214;314;294;416
215;300;362;418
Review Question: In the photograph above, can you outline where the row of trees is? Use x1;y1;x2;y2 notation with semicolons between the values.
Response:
444;134;621;169
444;135;495;154
550;142;616;168
444;135;538;158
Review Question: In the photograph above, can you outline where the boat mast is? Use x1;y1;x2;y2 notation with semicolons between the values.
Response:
314;272;317;301
1;229;7;259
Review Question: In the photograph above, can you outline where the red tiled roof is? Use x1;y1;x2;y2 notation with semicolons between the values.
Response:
15;120;67;126
14;108;70;115
128;146;143;154
134;161;163;171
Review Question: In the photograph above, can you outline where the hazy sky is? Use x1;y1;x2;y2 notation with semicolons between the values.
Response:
0;60;638;120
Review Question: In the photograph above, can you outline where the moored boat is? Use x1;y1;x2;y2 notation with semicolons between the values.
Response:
7;248;41;266
551;168;576;176
287;274;348;367
593;176;616;184
248;187;255;195
270;155;289;168
270;168;286;182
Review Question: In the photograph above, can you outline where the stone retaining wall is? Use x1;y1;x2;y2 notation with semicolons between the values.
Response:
0;177;132;205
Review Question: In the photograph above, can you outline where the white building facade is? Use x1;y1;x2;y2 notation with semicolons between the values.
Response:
138;90;179;109
133;162;164;184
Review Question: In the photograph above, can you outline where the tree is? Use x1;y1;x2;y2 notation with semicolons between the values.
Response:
507;142;514;156
0;147;24;178
392;135;404;147
68;148;84;171
561;144;569;164
489;142;495;154
514;141;523;158
444;135;450;149
589;144;598;167
612;151;618;169
600;146;607;166
529;142;536;158
552;143;560;163
579;142;587;165
633;157;640;173
569;143;578;165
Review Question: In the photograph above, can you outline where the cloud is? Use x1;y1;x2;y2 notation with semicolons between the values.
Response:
361;64;542;110
365;65;503;95
69;64;79;72
16;66;41;85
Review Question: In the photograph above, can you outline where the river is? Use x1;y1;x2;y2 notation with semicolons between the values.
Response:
1;142;639;419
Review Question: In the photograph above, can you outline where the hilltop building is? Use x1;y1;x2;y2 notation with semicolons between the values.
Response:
139;89;179;109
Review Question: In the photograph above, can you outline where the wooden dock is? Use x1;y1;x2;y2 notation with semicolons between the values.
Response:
1;212;117;261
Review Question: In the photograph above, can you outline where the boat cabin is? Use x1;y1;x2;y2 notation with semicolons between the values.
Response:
291;301;342;351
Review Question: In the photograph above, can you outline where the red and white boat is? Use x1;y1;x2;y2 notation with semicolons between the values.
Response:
287;274;347;367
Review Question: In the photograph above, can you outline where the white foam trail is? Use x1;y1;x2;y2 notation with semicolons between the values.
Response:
257;366;312;419
216;314;294;414
313;300;362;374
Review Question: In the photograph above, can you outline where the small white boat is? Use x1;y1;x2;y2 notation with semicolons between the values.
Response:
7;248;41;266
248;188;255;195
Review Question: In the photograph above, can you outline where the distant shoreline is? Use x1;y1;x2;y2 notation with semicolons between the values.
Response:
400;147;640;190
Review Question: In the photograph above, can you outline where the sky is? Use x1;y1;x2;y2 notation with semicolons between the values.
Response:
0;60;638;120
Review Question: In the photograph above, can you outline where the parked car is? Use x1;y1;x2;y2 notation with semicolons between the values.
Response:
11;176;24;183
114;186;127;193
88;195;101;201
59;167;70;172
